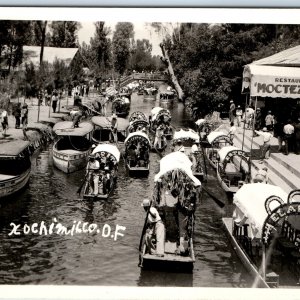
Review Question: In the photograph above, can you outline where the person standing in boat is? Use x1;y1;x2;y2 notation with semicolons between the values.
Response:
110;114;118;143
154;124;165;149
174;139;185;153
189;144;199;172
86;154;100;196
142;199;165;257
229;100;236;123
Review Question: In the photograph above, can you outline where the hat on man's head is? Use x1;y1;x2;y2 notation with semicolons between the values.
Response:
237;105;241;108
192;144;199;153
104;166;109;171
148;207;160;223
262;127;268;132
141;199;150;207
230;100;233;103
268;111;272;114
257;107;260;110
112;113;117;119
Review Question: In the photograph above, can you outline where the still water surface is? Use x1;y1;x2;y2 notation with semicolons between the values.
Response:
0;89;252;287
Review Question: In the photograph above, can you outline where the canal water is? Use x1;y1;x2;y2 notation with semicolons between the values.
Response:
0;88;253;287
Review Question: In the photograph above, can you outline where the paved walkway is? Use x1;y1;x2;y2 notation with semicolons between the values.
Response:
219;120;300;193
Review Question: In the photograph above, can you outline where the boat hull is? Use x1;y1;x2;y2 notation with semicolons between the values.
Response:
53;148;89;173
222;217;269;288
216;166;240;194
0;168;31;200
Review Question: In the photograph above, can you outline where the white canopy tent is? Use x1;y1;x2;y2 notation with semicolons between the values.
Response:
154;152;201;186
173;129;199;142
124;131;150;145
233;183;288;239
92;144;121;162
207;131;229;144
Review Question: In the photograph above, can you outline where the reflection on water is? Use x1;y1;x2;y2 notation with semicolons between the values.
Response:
0;90;252;287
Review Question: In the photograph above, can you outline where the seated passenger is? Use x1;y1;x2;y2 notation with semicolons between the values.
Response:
142;199;165;256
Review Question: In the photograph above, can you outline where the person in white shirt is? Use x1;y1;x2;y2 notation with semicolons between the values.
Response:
86;154;100;195
283;120;295;155
254;127;273;162
236;105;243;127
228;121;237;143
1;109;8;136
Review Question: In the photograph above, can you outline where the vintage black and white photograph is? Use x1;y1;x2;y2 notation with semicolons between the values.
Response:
1;7;300;297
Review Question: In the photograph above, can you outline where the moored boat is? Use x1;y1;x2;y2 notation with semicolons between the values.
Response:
82;144;120;200
205;131;233;169
139;152;201;272
159;90;175;105
0;140;31;200
171;128;205;181
143;87;158;101
223;184;300;288
52;121;93;173
91;116;129;144
124;131;151;174
216;146;251;193
128;119;149;134
149;107;173;139
112;93;131;117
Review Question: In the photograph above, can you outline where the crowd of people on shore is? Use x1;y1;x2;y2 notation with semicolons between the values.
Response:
228;100;300;157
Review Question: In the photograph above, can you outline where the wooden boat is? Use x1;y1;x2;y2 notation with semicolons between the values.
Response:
112;93;131;117
83;144;120;200
124;131;151;174
159;91;176;105
205;131;233;169
52;121;93;173
216;146;251;193
143;87;158;101
223;184;300;288
91;116;129;144
0;140;31;200
149;107;173;139
172;128;205;181
139;152;201;271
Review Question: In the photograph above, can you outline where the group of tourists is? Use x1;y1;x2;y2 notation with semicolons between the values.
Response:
0;103;28;137
228;100;300;156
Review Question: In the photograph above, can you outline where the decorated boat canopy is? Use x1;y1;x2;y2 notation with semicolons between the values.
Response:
207;131;231;145
113;96;130;104
173;129;199;143
92;143;121;163
233;183;288;239
154;152;201;186
218;146;248;163
92;116;129;131
124;132;151;147
129;111;147;123
53;121;93;136
0;140;30;157
128;119;149;133
153;108;171;122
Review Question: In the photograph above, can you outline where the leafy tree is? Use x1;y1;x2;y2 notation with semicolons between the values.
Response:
48;21;81;48
128;39;153;72
112;22;134;74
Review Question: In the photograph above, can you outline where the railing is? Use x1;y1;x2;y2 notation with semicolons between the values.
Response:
119;72;169;87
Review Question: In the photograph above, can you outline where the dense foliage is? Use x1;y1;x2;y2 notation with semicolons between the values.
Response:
164;23;300;118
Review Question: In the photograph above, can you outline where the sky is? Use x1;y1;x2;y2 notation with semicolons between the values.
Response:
77;22;165;56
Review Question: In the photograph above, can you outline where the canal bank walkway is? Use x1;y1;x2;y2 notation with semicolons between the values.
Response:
0;94;93;146
219;121;300;194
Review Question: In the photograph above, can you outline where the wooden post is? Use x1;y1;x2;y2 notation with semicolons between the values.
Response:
262;244;266;280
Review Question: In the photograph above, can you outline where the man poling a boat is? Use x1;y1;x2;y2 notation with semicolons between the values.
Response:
153;124;166;150
141;199;165;257
110;114;118;143
86;153;100;196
